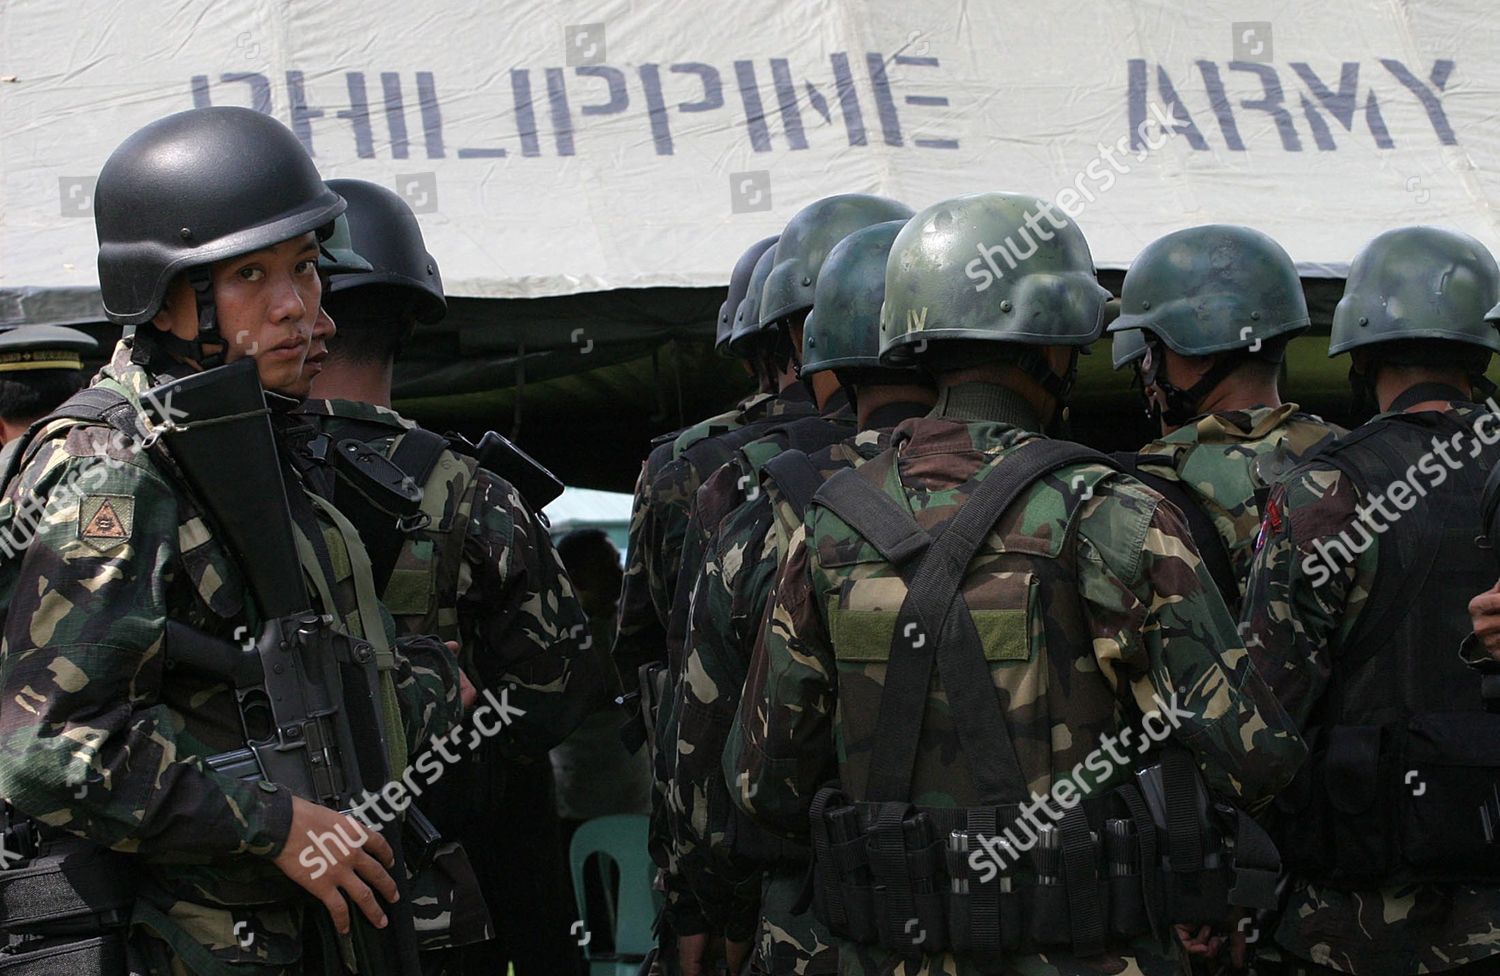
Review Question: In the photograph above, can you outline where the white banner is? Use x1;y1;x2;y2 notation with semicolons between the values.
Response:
1;0;1495;300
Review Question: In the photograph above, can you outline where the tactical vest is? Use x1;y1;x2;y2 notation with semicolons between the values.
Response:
799;437;1280;960
1272;406;1500;888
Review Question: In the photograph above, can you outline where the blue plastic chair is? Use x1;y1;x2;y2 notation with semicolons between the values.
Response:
568;814;661;976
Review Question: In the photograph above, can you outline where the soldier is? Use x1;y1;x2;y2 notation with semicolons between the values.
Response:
294;178;603;974
0;107;464;974
0;323;99;464
1240;226;1500;976
732;192;1306;976
673;219;935;976
1105;225;1344;611
647;196;912;968
613;235;781;758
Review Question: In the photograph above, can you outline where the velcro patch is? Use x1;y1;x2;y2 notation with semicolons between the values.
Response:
78;495;133;552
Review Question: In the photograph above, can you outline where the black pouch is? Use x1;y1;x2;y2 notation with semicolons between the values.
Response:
1401;711;1500;880
1025;883;1072;946
0;933;131;973
1107;874;1149;940
904;829;947;955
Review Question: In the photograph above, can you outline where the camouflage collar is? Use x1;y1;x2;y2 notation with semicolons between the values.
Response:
1168;403;1302;445
931;381;1042;432
293;397;416;431
96;337;166;406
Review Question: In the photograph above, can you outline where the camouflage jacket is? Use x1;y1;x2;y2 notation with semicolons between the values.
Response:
0;341;461;975
730;383;1307;976
294;399;601;758
626;384;820;934
673;414;922;972
612;391;774;701
1133;403;1342;605
1240;400;1500;976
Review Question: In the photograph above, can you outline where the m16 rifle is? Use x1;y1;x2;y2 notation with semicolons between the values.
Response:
147;359;421;976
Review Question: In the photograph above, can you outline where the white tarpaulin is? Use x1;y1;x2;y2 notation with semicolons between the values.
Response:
3;0;1497;304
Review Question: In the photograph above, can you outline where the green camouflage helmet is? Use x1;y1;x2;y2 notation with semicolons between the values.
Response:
718;235;778;356
317;212;374;276
879;192;1111;364
728;245;780;354
1330;226;1500;356
801;220;911;375
1112;324;1148;370
1107;224;1309;357
759;193;914;327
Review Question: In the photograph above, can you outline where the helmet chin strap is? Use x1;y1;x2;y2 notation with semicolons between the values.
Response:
189;265;227;370
1021;347;1078;437
1145;340;1242;427
129;266;227;374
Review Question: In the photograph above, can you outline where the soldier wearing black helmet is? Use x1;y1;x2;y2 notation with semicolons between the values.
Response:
1106;225;1343;612
1241;226;1500;976
293;178;603;975
0;108;464;975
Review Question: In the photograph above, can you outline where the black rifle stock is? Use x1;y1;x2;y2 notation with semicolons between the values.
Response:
147;361;420;975
449;430;564;509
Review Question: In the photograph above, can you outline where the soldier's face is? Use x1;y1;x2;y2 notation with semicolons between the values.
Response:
285;304;337;400
152;234;322;393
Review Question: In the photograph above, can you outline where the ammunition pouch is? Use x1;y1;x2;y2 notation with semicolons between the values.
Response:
0;829;135;975
1274;713;1500;887
808;749;1280;960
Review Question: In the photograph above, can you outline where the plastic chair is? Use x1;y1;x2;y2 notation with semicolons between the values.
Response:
568;813;661;976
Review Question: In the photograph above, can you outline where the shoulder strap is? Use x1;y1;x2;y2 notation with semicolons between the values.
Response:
762;450;824;521
813;467;931;566
867;439;1115;805
1113;453;1240;611
1;387;138;488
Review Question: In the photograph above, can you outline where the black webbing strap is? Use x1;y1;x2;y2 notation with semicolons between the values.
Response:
0;934;129;974
1388;382;1470;414
813;468;930;567
966;806;1001;952
1162;748;1206;873
763;450;826;521
869;801;916;951
2;387;139;489
1113;452;1239;610
1059;803;1106;956
1114;783;1163;941
805;785;847;927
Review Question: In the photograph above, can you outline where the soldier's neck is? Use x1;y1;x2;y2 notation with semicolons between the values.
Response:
0;417;29;444
1192;381;1281;419
932;381;1044;431
310;358;394;408
855;384;937;429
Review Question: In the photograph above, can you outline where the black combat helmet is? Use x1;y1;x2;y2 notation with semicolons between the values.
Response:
324;178;447;325
95;107;344;331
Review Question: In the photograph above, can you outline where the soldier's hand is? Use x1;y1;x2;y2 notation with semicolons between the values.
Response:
272;796;399;935
1175;922;1226;960
1468;582;1500;661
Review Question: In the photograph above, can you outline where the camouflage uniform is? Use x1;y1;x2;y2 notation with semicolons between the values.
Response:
0;341;462;974
638;383;822;934
293;398;603;954
730;391;1308;976
612;390;774;704
1240;399;1500;976
675;412;928;975
1131;404;1342;601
